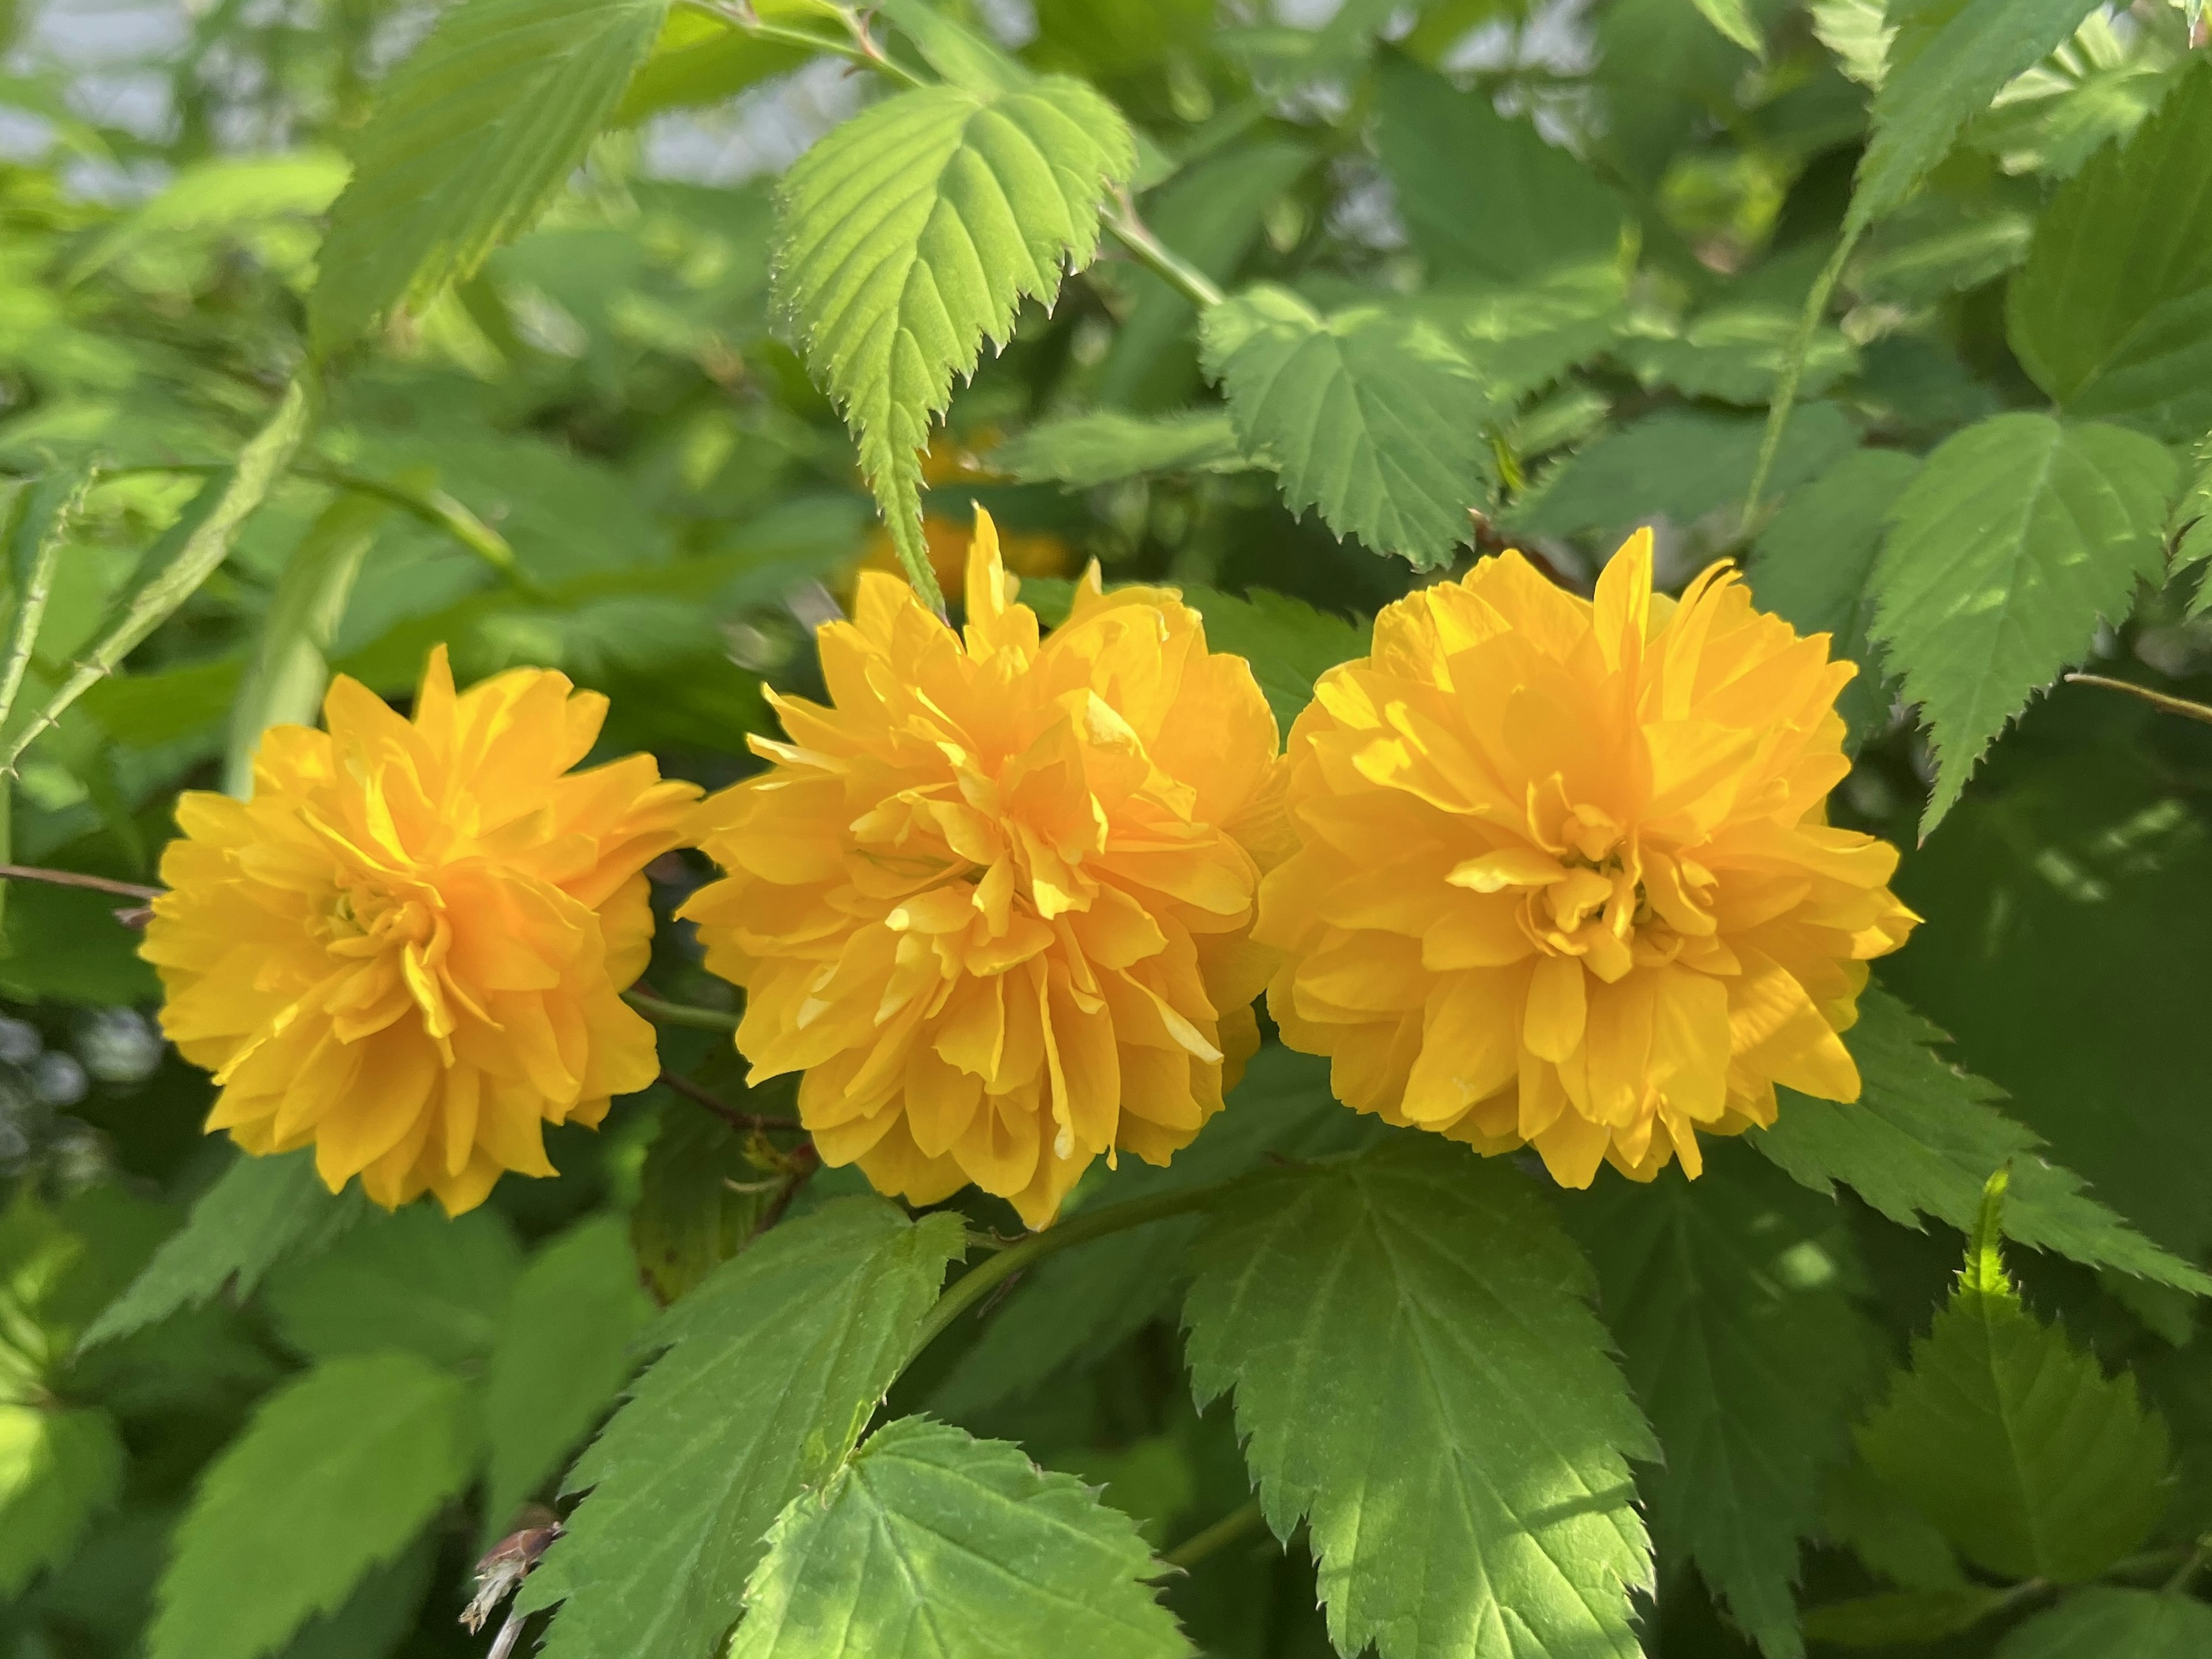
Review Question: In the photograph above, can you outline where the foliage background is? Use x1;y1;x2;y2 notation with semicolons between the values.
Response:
1;2;2211;1657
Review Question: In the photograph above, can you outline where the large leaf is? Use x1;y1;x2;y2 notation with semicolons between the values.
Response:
1994;1589;2212;1658
1372;51;1626;286
774;75;1133;604
148;1354;478;1659
1567;1147;1880;1659
0;1404;123;1596
1747;447;1921;752
1183;1138;1654;1659
520;1198;967;1659
729;1417;1192;1658
262;1205;522;1369
79;1148;366;1351
1869;411;2175;832
1201;284;1496;568
1754;987;2211;1296
1850;0;2103;230
482;1217;653;1537
309;0;671;351
1856;1209;2171;1584
2007;58;2212;442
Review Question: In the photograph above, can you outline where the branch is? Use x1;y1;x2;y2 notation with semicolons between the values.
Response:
624;988;742;1033
1161;1497;1268;1571
0;862;162;900
656;1069;801;1134
2065;672;2212;727
1104;192;1225;309
1739;224;1862;534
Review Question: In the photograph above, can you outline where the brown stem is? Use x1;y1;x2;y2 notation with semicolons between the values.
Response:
752;1141;821;1238
656;1069;802;1134
0;862;162;901
2065;672;2212;726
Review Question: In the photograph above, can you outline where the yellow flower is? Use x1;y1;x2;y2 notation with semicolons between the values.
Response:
682;512;1286;1228
1255;531;1918;1186
143;647;698;1214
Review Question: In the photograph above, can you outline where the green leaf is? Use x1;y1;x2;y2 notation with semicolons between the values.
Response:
310;0;671;352
1690;0;1763;57
774;76;1133;606
1183;1138;1654;1659
1994;1589;2212;1658
991;409;1252;488
1810;0;1892;88
520;1199;967;1659
629;1100;774;1305
1201;285;1496;568
65;151;350;286
149;1354;479;1659
482;1216;653;1538
262;1204;522;1369
1422;264;1627;401
612;7;815;126
79;1148;367;1351
0;1404;123;1596
1869;411;2175;833
1855;1222;2171;1584
1802;1587;2008;1648
1372;51;1627;287
1755;986;2211;1295
2007;58;2212;442
1851;0;2102;231
1181;587;1369;733
1567;1147;1880;1659
1747;447;1921;752
1613;307;1858;407
729;1416;1192;1659
0;466;94;738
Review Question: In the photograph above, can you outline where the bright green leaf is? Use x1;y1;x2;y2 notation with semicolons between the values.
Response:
1183;1138;1654;1659
1691;0;1764;57
1869;411;2175;832
729;1416;1192;1658
309;0;672;352
1810;0;1892;87
149;1354;478;1659
1201;284;1496;567
2007;58;2212;442
520;1199;966;1659
1994;1588;2212;1658
482;1216;653;1539
1755;986;2211;1295
262;1203;522;1369
991;409;1252;488
612;7;815;126
774;77;1134;605
0;1404;123;1596
65;151;349;286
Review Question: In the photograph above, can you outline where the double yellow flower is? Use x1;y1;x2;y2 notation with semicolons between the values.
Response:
146;514;1914;1222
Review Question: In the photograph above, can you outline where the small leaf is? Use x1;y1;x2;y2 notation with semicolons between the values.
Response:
0;1404;123;1596
262;1204;522;1369
1202;284;1497;568
482;1216;653;1537
1755;986;2211;1296
310;0;672;351
149;1354;478;1659
1994;1588;2212;1658
629;1100;773;1305
1870;411;2175;832
729;1417;1192;1658
1613;306;1858;407
774;76;1134;605
1690;0;1764;57
1855;1217;2171;1584
1810;0;1893;88
1181;588;1370;733
991;409;1252;489
1183;1138;1654;1659
521;1198;966;1659
79;1148;367;1351
1802;1587;2008;1648
612;6;815;126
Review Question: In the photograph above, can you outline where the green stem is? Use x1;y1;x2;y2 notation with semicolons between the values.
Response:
2065;673;2212;728
0;469;93;737
624;988;743;1033
1738;224;1862;535
1162;1497;1268;1570
680;0;926;89
1104;194;1225;309
2164;1534;2211;1594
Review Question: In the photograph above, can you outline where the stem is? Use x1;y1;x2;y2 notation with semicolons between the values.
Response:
2065;673;2212;727
679;0;926;88
657;1069;801;1133
2164;1534;2211;1594
752;1141;821;1238
624;988;743;1033
0;863;160;900
1104;194;1225;309
1162;1497;1268;1570
1738;224;1862;535
0;469;93;736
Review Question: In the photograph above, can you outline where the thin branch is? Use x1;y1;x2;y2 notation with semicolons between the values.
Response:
624;988;742;1032
657;1069;801;1133
1104;192;1225;309
2065;672;2212;726
1161;1497;1268;1571
752;1140;821;1238
0;862;162;901
678;0;926;88
2164;1533;2212;1594
1739;224;1862;534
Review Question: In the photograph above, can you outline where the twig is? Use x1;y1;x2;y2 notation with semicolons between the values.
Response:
657;1069;802;1134
1162;1497;1268;1571
1104;192;1225;309
681;0;926;88
2065;672;2212;727
1739;224;1862;534
624;987;742;1033
752;1140;821;1238
2164;1533;2212;1594
0;862;162;900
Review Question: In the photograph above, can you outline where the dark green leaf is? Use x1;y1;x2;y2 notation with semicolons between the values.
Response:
262;1203;522;1369
1802;1587;2008;1648
1994;1588;2212;1658
0;1404;123;1596
629;1101;774;1305
991;410;1252;489
1613;307;1858;407
1183;588;1369;733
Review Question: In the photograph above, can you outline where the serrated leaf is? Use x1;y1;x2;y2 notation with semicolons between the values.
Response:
1613;306;1858;407
1747;446;1921;751
1755;986;2211;1295
1851;0;2103;231
482;1216;653;1538
262;1204;522;1369
1202;285;1496;567
1856;1226;2171;1584
309;0;671;352
1567;1147;1880;1659
149;1354;478;1659
520;1198;966;1659
1183;1138;1654;1659
933;1045;1382;1419
1181;588;1370;732
0;1404;123;1596
729;1417;1192;1658
774;77;1133;605
612;6;816;126
1810;0;1892;88
1372;51;1627;287
1994;1588;2212;1658
1870;411;2175;832
79;1148;366;1351
2007;59;2212;442
991;409;1252;489
1421;263;1626;401
629;1100;774;1305
1691;0;1764;56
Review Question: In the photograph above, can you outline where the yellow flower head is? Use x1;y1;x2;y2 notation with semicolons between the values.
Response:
143;647;699;1214
1256;532;1918;1187
682;512;1286;1228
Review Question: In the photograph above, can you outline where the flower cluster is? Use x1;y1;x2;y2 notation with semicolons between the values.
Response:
154;519;1913;1222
